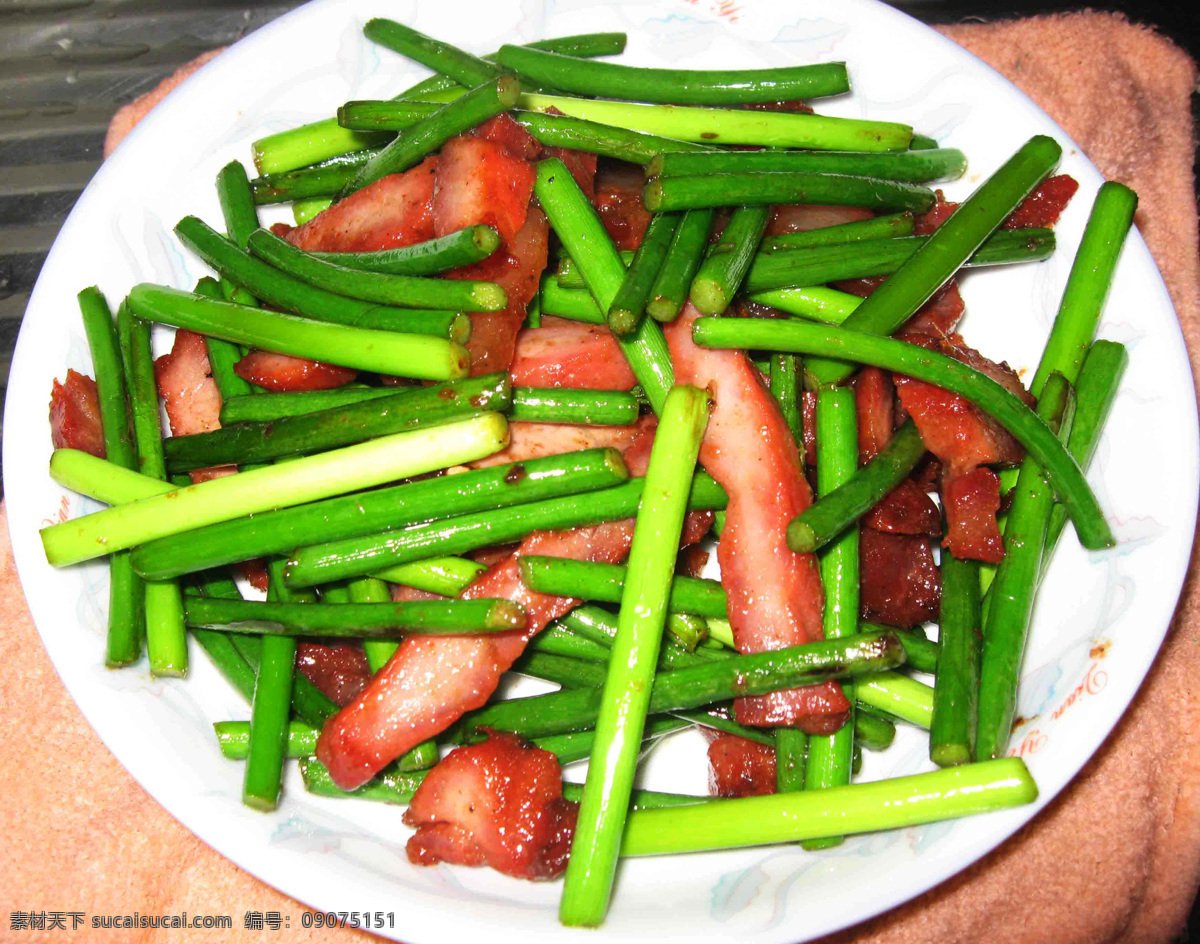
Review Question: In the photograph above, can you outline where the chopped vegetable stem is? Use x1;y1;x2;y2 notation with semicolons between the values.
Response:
42;413;510;566
976;374;1075;760
309;225;500;275
645;172;935;214
620;759;1037;855
364;17;500;87
689;204;770;315
1028;182;1137;397
184;597;526;636
930;549;982;766
648;148;967;182
246;226;505;311
456;631;906;741
1043;340;1127;563
498;45;849;105
520;93;913;151
176;216;472;338
79;288;143;667
243;559;310;811
562;385;709;926
121;306;188;677
126;283;469;379
162;372;511;472
608;212;681;336
801;387;860;849
134;446;626;581
646;209;715;323
787;420;926;553
744;227;1055;294
344;76;521;196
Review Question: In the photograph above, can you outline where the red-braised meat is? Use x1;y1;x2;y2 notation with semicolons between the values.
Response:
404;730;577;880
286;157;438;252
509;320;638;390
296;641;372;707
154;329;236;482
894;334;1032;467
915;175;1078;236
49;369;105;458
854;367;895;464
893;333;1031;562
900;282;965;338
471;414;654;469
317;521;622;788
767;204;872;236
545;147;598;201
233;351;358;392
801;390;818;473
941;467;1005;562
707;734;777;798
446;207;548;376
473;114;541;161
240;560;269;592
677;545;710;580
913;191;957;236
155;329;222;437
475;111;596;197
863;478;942;536
594;164;651;251
665;305;847;734
859;529;941;628
1001;174;1079;229
432;136;535;245
391;583;448;603
832;279;965;339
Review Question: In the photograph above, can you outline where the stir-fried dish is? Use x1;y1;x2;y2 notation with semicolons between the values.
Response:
39;18;1137;929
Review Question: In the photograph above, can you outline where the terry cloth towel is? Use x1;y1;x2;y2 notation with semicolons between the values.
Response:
3;11;1198;943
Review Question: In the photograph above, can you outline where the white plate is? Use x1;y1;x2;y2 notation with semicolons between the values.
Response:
6;1;1198;941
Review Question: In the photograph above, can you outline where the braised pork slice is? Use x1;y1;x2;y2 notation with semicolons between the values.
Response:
50;369;105;458
404;730;577;880
665;305;848;734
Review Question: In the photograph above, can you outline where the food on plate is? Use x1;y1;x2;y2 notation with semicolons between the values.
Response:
38;15;1138;929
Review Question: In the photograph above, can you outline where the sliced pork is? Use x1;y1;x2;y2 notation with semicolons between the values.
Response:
767;204;872;236
296;641;372;707
594;164;651;251
432;136;535;244
707;734;777;798
49;369;105;458
446;207;548;377
471;415;653;469
863;478;942;536
665;304;847;734
859;529;941;628
285;157;438;252
941;467;1005;563
894;333;1031;563
854;367;895;464
155;329;222;437
233;351;357;392
509;320;638;390
404;730;576;880
914;174;1078;236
